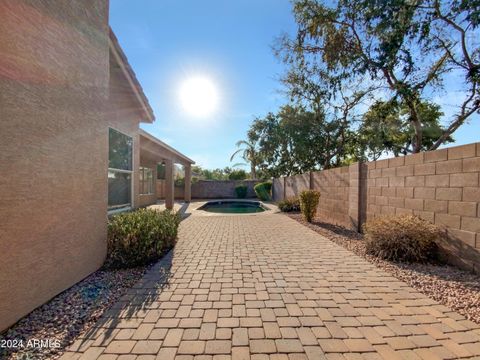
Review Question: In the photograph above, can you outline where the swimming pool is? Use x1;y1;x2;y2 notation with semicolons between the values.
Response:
199;200;266;214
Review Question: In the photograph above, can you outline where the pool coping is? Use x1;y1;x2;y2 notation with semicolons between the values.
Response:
186;199;279;216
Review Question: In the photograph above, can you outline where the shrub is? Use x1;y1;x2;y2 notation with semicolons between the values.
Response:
174;177;185;187
106;208;181;269
235;184;248;198
363;215;442;262
254;182;272;201
299;190;320;222
278;197;300;212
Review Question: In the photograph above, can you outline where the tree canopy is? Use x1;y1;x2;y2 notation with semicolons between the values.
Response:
230;140;262;179
234;0;479;177
275;0;479;153
246;104;362;177
358;99;453;159
191;166;248;181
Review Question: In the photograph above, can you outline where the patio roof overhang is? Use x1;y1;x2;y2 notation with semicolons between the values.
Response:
139;129;194;166
139;129;194;208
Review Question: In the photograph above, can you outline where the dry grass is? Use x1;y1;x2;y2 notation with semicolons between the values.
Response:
277;197;301;212
364;214;442;262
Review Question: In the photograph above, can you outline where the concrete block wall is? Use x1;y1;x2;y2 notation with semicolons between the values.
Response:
158;180;264;200
273;142;480;272
272;177;285;201
312;166;357;230
192;180;262;199
175;185;186;200
365;143;480;272
274;164;360;230
285;174;310;198
156;180;185;200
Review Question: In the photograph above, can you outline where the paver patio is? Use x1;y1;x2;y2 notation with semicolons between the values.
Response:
62;214;480;359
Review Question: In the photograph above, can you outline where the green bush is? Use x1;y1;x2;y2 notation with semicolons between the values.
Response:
174;177;185;187
363;215;441;262
235;184;248;198
106;208;181;269
278;197;300;212
254;182;272;201
299;190;320;222
228;169;248;180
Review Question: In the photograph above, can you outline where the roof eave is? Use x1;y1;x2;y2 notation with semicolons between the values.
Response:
139;129;195;165
109;28;155;123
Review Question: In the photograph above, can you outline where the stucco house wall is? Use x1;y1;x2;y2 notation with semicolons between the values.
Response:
0;0;110;331
106;51;144;209
0;0;166;332
1;1;191;332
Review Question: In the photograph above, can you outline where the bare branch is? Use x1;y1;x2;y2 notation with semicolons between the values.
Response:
433;0;476;71
429;82;480;150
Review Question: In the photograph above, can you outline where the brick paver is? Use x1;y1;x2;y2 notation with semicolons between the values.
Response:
62;214;480;359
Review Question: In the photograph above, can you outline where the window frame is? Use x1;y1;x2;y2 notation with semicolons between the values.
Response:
108;127;134;213
139;166;154;195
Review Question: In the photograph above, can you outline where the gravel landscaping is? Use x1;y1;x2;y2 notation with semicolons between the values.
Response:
287;212;480;325
0;266;149;360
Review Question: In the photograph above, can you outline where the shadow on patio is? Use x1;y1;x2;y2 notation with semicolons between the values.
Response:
77;250;175;349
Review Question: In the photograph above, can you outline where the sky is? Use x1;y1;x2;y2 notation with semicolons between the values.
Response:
109;1;479;170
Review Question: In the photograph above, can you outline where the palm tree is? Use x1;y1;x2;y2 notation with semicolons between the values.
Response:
230;140;261;179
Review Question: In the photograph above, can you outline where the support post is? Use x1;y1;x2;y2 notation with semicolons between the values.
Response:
348;162;363;232
184;164;191;202
165;159;174;210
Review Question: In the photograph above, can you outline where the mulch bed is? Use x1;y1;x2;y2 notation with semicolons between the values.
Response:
0;266;149;360
287;212;480;325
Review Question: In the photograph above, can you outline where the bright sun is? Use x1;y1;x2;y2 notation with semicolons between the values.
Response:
180;76;218;117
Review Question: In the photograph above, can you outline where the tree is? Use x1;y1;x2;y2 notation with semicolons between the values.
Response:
358;99;453;160
246;104;359;177
228;169;248;180
190;166;248;181
276;0;479;153
230;140;262;179
202;168;228;180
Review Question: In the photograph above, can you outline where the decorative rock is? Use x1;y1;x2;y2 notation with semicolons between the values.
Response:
287;213;480;325
0;266;149;359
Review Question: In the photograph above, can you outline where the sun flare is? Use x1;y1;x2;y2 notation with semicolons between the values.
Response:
179;76;218;117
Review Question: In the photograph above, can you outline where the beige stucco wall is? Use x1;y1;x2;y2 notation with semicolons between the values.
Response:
0;0;110;331
107;53;144;209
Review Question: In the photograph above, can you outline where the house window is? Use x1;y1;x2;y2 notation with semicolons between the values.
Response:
108;128;133;211
140;167;154;195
